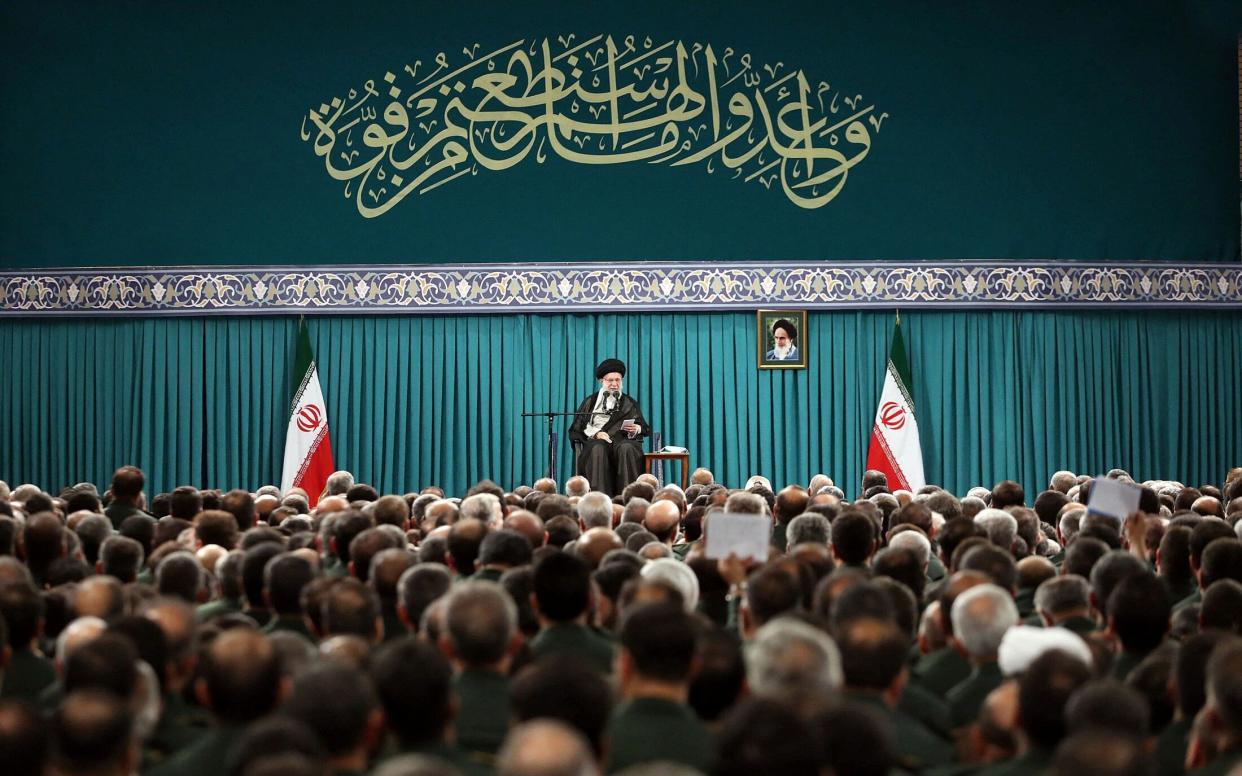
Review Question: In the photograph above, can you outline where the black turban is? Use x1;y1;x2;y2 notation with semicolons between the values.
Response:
595;358;626;379
772;318;797;341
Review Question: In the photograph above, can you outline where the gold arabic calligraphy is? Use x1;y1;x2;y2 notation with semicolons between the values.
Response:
300;35;888;216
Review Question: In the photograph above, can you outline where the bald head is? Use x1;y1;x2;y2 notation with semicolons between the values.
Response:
424;500;459;530
73;576;124;620
642;501;680;544
316;496;348;515
504;510;545;548
691;468;714;486
939;570;991;637
52;690;134;774
1192;495;1223;518
55;616;107;665
565;476;590;498
533;478;558;494
497;719;599;776
142;597;197;668
201;629;281;723
196;544;227;574
575;528;623;570
775;486;810;523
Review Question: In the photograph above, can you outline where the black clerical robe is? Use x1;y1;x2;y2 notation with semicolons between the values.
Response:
568;391;649;496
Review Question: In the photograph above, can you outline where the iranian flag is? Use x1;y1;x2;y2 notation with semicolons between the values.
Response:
281;322;334;506
865;316;925;492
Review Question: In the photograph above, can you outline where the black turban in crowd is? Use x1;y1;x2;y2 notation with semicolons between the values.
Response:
595;358;626;379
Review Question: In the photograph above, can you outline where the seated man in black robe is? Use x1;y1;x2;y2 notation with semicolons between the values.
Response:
568;359;649;497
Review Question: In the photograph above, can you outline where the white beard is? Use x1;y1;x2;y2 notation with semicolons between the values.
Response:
773;344;791;359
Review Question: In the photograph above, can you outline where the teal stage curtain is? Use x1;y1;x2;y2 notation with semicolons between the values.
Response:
2;311;1240;498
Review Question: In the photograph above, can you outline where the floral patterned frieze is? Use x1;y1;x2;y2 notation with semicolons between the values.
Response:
2;262;1239;316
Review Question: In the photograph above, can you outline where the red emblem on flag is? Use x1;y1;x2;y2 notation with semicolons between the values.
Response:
880;401;906;430
296;404;322;433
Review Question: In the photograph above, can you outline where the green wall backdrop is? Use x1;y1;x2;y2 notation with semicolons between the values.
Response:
2;310;1239;499
2;0;1239;267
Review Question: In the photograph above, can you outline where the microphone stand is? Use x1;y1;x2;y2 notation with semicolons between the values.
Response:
521;410;597;481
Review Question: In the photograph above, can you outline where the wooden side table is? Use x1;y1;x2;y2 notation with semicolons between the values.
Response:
643;451;690;490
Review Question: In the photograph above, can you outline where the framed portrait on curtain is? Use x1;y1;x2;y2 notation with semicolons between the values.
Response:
757;310;807;370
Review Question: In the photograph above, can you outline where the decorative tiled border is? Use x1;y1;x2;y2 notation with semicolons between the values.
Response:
1;262;1239;316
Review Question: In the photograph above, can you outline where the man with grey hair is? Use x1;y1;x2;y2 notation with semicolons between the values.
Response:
442;581;519;759
498;719;599;776
1049;470;1077;493
786;514;830;547
620;497;648;525
889;530;932;570
947;583;1018;727
974;508;1018;552
1058;507;1084;548
54;616;107;670
325;470;355;496
565;476;591;499
460;493;503;529
747;616;843;716
576;492;613;531
1032;575;1096;634
724;491;767;516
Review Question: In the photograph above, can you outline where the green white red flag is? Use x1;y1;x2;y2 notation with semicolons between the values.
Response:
281;322;334;506
865;316;925;492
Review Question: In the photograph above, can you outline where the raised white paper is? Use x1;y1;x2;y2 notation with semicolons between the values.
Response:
1087;477;1142;522
704;512;771;560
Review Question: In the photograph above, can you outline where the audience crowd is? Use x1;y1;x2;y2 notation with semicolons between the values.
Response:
0;463;1241;776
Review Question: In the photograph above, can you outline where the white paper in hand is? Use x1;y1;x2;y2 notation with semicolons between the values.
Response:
1087;477;1141;522
704;512;771;561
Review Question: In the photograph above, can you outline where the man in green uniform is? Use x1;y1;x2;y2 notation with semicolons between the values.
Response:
442;581;520;762
946;584;1017;729
142;598;212;767
1105;570;1169;682
837;615;954;772
605;601;713;773
258;553;317;642
283;662;384;776
147;628;283;776
1031;574;1097;635
469;530;532;584
103;465;151;530
1190;639;1242;775
1013;556;1055;619
770;485;810;553
912;571;989;696
529;552;614;675
975;648;1092;776
195;550;245;622
1153;631;1225;776
0;582;56;704
369;637;489;776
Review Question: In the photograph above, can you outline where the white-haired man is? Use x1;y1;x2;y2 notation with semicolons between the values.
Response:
947;583;1018;728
